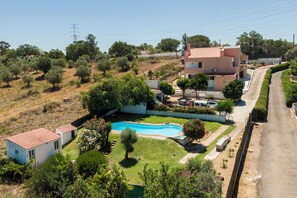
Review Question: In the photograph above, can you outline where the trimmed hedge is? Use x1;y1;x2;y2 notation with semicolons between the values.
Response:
282;70;297;107
171;106;216;115
253;63;290;121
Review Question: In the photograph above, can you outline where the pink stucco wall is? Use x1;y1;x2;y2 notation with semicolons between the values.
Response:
214;74;236;91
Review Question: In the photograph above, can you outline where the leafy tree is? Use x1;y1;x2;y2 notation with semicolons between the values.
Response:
121;74;155;106
181;33;187;50
45;66;63;88
84;118;112;147
187;35;210;48
76;151;107;178
139;162;221;198
160;81;175;96
66;40;90;61
37;56;52;74
147;70;154;80
156;38;180;52
0;67;13;86
0;157;31;183
262;39;291;58
81;74;154;114
117;56;130;72
52;58;67;68
9;63;22;78
0;41;10;56
81;78;123;114
63;178;92;198
19;60;30;73
22;73;33;87
85;34;100;59
183;119;205;144
216;99;234;114
285;47;297;61
76;65;91;82
96;58;111;74
109;41;132;57
25;154;77;198
16;44;40;59
190;73;208;99
120;128;138;159
236;31;264;59
89;165;130;197
222;80;244;101
177;78;190;98
48;49;65;59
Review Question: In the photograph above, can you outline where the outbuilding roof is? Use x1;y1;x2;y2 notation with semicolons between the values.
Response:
56;124;77;133
6;128;60;150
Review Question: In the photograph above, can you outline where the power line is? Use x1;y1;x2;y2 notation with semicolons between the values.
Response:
70;24;79;42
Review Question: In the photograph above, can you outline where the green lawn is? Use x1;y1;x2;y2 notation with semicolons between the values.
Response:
62;114;224;184
108;132;187;184
196;125;235;161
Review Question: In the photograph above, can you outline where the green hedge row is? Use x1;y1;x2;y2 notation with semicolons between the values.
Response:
252;63;290;121
282;70;297;107
153;104;216;115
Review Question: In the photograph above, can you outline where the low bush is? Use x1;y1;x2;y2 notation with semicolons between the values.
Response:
76;151;107;178
0;158;31;183
172;106;216;115
271;62;290;73
153;104;169;111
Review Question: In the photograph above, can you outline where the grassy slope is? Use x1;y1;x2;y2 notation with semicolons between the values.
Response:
108;133;187;184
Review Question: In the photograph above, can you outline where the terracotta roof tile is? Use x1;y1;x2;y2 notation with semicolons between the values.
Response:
7;128;60;150
189;47;222;58
56;125;77;133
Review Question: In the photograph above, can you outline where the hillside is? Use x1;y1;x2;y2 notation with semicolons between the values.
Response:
0;57;182;155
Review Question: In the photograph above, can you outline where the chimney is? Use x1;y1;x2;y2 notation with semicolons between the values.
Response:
185;42;191;58
186;42;191;51
220;48;224;57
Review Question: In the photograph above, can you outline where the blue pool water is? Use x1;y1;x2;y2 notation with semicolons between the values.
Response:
112;122;182;137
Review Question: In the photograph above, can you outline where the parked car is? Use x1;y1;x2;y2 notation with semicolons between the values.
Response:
193;100;209;108
207;100;217;108
216;136;231;151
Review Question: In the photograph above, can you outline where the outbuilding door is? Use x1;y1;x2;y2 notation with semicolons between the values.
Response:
71;130;75;138
208;76;215;88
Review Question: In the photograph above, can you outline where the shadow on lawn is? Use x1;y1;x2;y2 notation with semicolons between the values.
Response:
119;158;138;168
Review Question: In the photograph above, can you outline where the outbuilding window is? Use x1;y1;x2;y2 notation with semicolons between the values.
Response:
15;149;19;154
54;141;59;150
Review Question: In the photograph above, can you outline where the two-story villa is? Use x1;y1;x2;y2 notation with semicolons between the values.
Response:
184;43;248;91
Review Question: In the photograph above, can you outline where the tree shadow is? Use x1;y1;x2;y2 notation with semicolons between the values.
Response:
0;85;11;89
43;87;61;93
235;100;246;107
21;85;32;89
35;75;45;81
119;158;138;168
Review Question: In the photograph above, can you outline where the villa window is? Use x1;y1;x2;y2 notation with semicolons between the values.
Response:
54;141;59;150
232;61;235;67
198;62;203;68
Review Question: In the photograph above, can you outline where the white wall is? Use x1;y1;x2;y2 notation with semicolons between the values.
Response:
121;104;147;114
6;140;27;164
28;138;62;165
146;80;160;89
56;129;77;145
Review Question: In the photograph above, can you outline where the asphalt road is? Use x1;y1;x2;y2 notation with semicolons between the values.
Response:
258;71;297;198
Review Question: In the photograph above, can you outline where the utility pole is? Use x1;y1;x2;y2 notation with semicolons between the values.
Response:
293;34;295;47
70;24;79;42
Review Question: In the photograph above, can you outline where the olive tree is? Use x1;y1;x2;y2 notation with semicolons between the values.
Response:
45;66;63;88
96;58;111;75
177;78;190;98
76;65;91;82
120;128;138;159
22;74;33;87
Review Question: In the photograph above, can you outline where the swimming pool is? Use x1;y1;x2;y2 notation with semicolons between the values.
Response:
112;122;182;137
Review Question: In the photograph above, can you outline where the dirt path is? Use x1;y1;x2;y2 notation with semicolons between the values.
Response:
258;71;297;197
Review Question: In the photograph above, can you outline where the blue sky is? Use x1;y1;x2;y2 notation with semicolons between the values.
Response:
1;0;296;52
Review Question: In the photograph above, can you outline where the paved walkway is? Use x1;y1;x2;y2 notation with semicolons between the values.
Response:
179;124;229;164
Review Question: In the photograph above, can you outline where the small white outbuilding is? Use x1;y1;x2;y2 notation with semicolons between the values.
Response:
55;124;78;145
6;128;61;165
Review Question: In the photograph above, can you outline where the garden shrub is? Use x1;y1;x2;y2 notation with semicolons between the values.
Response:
76;151;107;178
281;70;297;107
171;106;216;115
153;104;169;111
0;158;31;183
